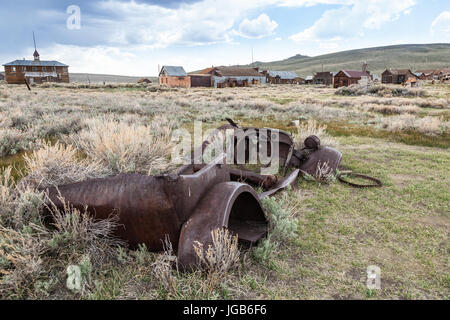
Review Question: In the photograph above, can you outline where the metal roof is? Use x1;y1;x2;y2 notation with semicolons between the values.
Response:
267;70;299;79
3;60;68;67
160;66;187;76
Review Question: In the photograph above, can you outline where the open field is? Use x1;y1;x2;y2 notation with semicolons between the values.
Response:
0;82;449;299
69;73;158;84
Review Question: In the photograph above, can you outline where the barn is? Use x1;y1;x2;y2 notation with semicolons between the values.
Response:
313;72;333;86
381;69;417;84
2;50;69;84
201;67;266;88
159;66;190;88
333;70;371;88
263;70;303;84
189;74;212;87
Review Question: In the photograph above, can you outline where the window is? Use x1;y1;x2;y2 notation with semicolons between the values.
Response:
32;66;36;72
12;67;16;72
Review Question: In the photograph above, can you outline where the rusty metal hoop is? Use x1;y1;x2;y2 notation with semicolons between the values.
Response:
337;172;382;188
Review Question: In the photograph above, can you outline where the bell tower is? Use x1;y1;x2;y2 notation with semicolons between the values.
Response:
33;32;40;61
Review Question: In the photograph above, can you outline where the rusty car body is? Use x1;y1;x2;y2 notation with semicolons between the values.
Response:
45;119;344;270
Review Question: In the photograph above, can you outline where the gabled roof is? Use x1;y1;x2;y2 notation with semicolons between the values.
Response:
159;66;187;77
314;71;333;78
384;68;413;75
266;70;299;79
339;70;371;78
212;67;264;77
199;67;215;74
3;60;68;67
415;69;437;75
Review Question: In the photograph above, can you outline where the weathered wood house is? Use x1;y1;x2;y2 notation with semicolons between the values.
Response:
2;50;69;84
189;74;212;87
436;68;450;81
199;67;266;88
333;70;372;88
313;72;333;86
381;69;417;84
415;69;438;80
159;66;190;88
262;70;303;84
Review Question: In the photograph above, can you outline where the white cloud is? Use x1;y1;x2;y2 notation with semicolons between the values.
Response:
276;0;349;7
289;0;416;43
93;0;283;48
90;0;358;48
431;11;450;37
237;14;278;39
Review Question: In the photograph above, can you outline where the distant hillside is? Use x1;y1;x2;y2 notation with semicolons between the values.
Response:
69;73;158;83
249;43;450;77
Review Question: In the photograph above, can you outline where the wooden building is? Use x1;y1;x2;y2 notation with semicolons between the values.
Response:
2;50;69;84
414;72;427;80
200;67;266;88
189;74;212;87
436;68;450;81
159;66;190;88
415;69;437;80
381;69;417;84
313;71;333;86
333;70;371;88
262;70;303;84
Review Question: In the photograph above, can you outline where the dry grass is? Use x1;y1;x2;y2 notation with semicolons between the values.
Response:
151;236;178;297
70;116;175;175
0;83;449;300
377;115;448;135
194;228;240;275
294;119;338;148
20;140;107;190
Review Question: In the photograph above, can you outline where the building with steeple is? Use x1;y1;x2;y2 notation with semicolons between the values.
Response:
2;34;69;84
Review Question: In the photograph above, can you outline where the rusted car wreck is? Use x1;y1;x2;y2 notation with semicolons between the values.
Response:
45;119;377;270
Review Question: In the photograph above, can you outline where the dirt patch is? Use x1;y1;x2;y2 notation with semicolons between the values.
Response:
390;173;426;188
417;215;450;229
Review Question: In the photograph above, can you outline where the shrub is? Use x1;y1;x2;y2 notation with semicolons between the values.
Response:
45;195;122;266
151;235;178;297
335;84;428;97
0;128;31;157
193;228;240;296
261;197;297;242
71;116;175;175
0;225;47;298
294;119;338;148
20;140;107;190
193;228;240;275
377;115;448;135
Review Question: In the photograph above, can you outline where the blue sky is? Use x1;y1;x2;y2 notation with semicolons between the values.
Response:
0;0;449;76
